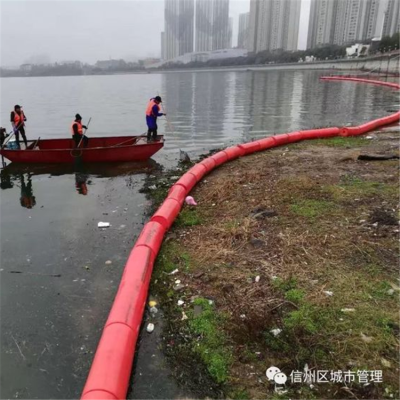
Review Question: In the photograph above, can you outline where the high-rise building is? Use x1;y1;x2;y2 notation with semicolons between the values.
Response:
228;17;233;48
307;0;381;49
382;0;400;37
307;0;338;49
195;0;230;52
247;0;301;53
161;32;166;60
238;12;249;48
165;0;194;60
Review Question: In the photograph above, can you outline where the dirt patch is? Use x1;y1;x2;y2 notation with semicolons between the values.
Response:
151;131;400;399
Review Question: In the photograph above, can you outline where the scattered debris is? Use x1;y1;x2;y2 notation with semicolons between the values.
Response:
179;149;191;163
149;185;157;190
270;328;282;337
97;222;110;228
255;275;260;283
173;283;185;292
360;333;373;343
150;306;158;315
323;290;334;297
146;323;155;333
341;308;356;313
169;269;179;275
177;300;185;306
181;311;188;321
358;154;399;161
381;358;391;368
105;260;112;265
149;300;157;307
174;279;181;284
185;196;197;206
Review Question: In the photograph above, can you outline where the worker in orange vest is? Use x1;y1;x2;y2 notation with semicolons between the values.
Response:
145;96;165;142
71;114;89;147
10;105;27;149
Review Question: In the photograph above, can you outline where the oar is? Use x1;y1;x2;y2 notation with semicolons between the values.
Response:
78;117;92;148
1;119;26;149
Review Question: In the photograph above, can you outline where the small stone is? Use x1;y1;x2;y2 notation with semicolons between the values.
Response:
381;358;391;367
146;323;155;333
173;283;185;292
150;306;158;314
360;333;373;343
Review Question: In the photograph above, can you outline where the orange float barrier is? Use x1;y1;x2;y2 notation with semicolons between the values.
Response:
151;198;182;230
238;141;262;155
135;221;166;260
82;77;399;400
273;133;290;146
167;184;187;205
257;137;277;150
286;131;304;143
224;145;245;160
105;246;153;329
210;150;229;166
175;173;198;192
199;157;217;173
186;164;207;181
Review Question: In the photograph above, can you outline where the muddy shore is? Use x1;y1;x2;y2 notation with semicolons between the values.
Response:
147;128;399;400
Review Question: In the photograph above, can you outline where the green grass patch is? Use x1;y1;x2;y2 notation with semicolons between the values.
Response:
188;298;232;383
290;199;337;219
309;136;370;147
175;208;202;227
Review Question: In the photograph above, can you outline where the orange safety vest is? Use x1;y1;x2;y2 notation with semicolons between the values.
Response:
71;121;83;135
146;99;160;117
13;110;25;127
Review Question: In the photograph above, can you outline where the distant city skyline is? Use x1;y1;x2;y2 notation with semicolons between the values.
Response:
0;0;396;68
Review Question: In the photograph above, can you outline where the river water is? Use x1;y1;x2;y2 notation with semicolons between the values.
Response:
0;70;398;399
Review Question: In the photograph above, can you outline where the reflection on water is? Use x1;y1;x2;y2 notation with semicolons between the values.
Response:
0;158;160;209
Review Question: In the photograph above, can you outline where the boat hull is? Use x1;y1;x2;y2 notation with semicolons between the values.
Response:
0;136;164;164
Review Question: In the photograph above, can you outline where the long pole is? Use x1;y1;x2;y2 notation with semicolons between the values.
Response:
78;117;92;148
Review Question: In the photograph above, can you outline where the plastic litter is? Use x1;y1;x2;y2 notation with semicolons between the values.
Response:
150;306;158;314
149;185;157;190
181;311;188;321
361;332;373;343
146;323;155;333
169;269;179;275
185;196;197;206
255;275;260;283
175;279;181;284
149;300;157;307
323;290;333;296
177;300;185;306
105;260;112;265
270;328;282;337
341;308;356;313
98;222;110;228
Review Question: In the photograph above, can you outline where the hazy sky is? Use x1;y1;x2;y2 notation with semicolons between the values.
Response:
0;0;314;67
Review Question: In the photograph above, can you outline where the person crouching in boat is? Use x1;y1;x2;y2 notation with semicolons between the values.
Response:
145;96;165;142
11;105;28;149
71;114;88;148
0;127;8;146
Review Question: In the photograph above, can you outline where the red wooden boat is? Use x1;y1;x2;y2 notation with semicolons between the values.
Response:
0;135;164;164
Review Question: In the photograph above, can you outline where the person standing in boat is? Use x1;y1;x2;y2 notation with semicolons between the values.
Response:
10;105;28;149
71;114;89;147
145;96;165;142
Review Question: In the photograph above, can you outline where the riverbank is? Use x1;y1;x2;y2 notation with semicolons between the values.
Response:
149;128;399;399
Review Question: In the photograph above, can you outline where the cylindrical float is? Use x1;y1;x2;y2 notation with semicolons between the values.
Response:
151;198;182;230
